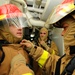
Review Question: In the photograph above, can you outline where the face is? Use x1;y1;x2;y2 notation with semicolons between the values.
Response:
40;31;48;41
9;25;23;39
40;31;47;37
61;23;69;36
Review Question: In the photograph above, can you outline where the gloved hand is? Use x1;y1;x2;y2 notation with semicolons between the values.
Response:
20;39;34;52
40;41;49;51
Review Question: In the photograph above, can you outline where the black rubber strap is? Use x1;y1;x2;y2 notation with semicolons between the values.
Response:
0;51;5;63
61;55;75;75
55;54;66;75
0;44;5;64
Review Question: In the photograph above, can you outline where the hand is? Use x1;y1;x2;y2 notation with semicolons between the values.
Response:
40;41;49;51
40;41;45;46
20;39;34;51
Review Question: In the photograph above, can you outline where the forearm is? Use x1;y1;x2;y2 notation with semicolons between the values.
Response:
29;46;59;74
9;54;34;75
20;39;59;74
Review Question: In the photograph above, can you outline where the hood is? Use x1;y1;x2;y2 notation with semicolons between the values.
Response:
39;27;48;41
0;24;22;44
62;16;75;55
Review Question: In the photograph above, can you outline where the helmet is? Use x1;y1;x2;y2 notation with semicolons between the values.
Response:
0;4;21;19
0;4;28;28
49;0;75;25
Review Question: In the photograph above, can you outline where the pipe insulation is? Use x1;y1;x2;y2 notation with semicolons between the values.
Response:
10;0;45;27
0;0;10;5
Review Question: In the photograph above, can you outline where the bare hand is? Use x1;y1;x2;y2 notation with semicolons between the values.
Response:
40;41;45;45
20;39;33;49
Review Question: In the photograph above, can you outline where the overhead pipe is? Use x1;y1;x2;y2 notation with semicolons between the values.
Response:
10;0;46;27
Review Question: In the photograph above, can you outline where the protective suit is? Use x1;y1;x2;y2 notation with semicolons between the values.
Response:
20;6;75;75
0;4;34;75
38;27;59;55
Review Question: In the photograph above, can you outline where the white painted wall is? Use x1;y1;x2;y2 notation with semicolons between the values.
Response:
52;28;65;56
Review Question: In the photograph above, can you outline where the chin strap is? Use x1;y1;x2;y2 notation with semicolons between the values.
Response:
0;44;5;64
70;46;75;55
0;50;5;64
0;40;10;45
